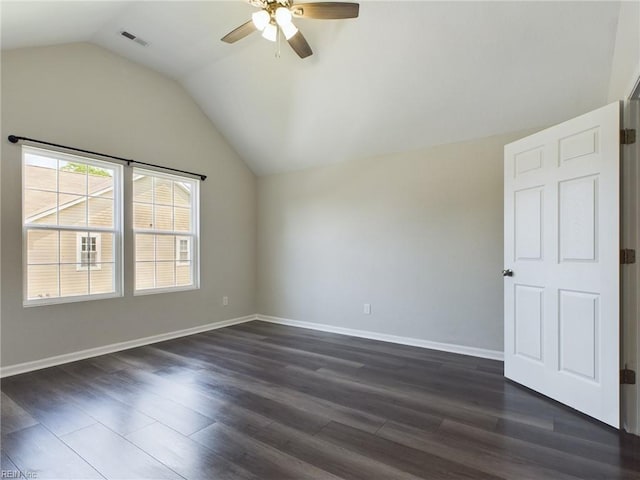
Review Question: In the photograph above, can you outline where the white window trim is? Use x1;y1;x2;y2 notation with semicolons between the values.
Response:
132;168;200;295
76;232;102;271
22;146;123;307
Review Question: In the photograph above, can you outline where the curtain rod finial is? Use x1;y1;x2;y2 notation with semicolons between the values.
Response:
8;135;19;143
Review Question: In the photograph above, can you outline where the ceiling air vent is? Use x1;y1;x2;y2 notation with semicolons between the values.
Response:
120;31;149;47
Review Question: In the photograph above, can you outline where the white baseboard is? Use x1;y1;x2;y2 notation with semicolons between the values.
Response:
0;314;257;378
256;314;504;361
1;313;503;377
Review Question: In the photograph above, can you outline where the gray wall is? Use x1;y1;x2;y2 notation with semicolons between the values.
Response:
607;0;640;102
1;43;257;366
257;131;535;352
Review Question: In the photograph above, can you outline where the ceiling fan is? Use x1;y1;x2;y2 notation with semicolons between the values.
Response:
221;0;360;59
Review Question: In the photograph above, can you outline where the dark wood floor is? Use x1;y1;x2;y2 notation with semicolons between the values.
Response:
1;321;638;480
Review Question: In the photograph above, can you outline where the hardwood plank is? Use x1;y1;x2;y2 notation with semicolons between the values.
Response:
202;329;366;370
1;392;38;435
247;420;425;480
2;424;102;479
126;422;257;480
191;422;343;480
377;420;582;480
60;423;182;480
87;354;132;374
316;420;503;479
494;417;639;469
27;367;157;436
439;419;639;480
1;371;97;436
108;368;275;435
1;451;24;479
87;371;215;435
163;365;386;434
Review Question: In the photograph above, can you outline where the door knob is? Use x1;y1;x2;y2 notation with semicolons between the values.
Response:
502;269;514;277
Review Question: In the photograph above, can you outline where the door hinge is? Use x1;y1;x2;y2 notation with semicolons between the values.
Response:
621;249;636;264
621;368;636;385
621;129;636;145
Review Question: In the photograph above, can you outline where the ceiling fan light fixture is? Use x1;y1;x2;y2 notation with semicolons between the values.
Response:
262;22;278;42
221;1;360;59
252;10;270;31
275;7;293;26
281;21;298;40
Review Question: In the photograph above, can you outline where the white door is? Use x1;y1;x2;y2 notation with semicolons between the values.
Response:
504;102;620;427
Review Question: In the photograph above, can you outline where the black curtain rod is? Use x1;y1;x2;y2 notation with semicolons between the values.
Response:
7;135;207;181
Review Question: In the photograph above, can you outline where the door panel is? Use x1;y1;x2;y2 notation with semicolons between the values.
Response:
559;175;598;262
558;289;599;381
504;102;620;427
514;187;544;261
514;285;544;362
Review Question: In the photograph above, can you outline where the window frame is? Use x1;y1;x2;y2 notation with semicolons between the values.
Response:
132;168;200;296
22;146;123;307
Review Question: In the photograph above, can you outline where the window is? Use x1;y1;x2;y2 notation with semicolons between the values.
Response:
23;146;122;306
133;169;199;293
76;233;101;269
176;237;190;265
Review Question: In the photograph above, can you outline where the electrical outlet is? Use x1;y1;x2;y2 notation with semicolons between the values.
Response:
223;296;229;306
363;303;371;315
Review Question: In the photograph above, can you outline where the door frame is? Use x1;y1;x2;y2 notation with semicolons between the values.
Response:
625;78;640;435
622;77;640;435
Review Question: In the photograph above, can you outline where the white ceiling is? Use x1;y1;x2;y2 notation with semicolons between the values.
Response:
1;1;621;175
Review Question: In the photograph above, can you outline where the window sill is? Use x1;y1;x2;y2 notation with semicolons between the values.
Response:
133;285;199;297
23;291;122;308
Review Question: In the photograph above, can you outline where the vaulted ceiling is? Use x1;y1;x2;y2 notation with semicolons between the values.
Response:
1;1;621;175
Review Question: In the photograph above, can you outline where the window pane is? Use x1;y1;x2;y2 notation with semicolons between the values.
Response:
156;235;175;261
156;261;175;288
60;264;88;297
59;194;87;226
24;153;57;191
154;177;173;205
27;230;59;264
133;203;153;229
154;205;173;230
88;197;113;228
174;207;191;232
176;262;192;286
88;169;114;198
27;264;59;300
58;161;87;195
135;234;154;262
60;231;81;263
136;262;154;290
174;182;191;207
99;233;114;263
133;175;152;203
24;190;57;224
90;263;114;295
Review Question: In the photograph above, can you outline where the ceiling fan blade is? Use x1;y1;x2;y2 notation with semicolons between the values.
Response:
287;30;313;58
221;20;256;43
292;2;359;19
